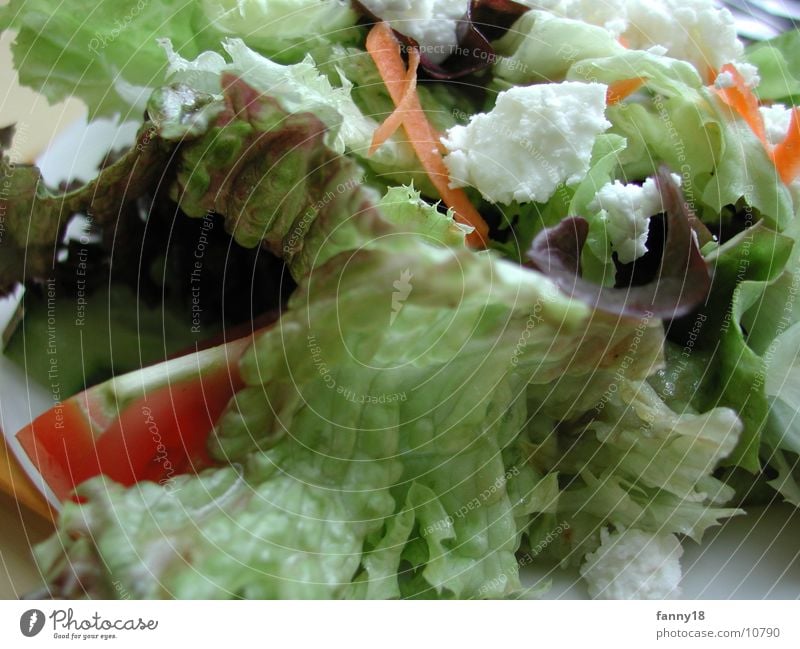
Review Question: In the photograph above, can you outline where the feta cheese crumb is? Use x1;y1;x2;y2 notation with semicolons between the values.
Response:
580;527;684;599
737;61;761;88
525;0;748;79
359;0;468;64
519;0;629;37
714;64;761;90
714;70;735;89
623;0;743;74
589;174;681;264
645;44;669;57
760;104;793;146
441;81;611;205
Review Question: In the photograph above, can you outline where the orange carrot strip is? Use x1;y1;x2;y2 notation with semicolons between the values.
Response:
366;22;488;247
369;49;420;156
713;63;768;146
366;22;408;103
365;23;441;152
606;78;645;105
771;107;800;184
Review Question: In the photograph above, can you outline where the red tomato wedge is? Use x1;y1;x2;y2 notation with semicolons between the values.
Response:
15;334;255;502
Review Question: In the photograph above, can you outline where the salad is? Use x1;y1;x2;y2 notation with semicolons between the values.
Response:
0;0;799;599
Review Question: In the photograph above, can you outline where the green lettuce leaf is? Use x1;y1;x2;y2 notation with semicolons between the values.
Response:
0;0;361;118
16;66;682;599
0;0;210;117
701;117;794;232
493;10;624;84
161;38;374;155
350;495;416;599
0;123;175;295
208;229;667;598
566;48;704;96
700;225;794;470
21;62;756;600
524;379;743;565
0;72;455;293
37;220;671;599
569;133;627;286
376;184;471;246
601;85;720;188
737;252;800;504
39;459;390;599
647;223;795;476
198;0;359;62
491;132;626;273
551;43;795;235
161;38;462;196
745;28;800;104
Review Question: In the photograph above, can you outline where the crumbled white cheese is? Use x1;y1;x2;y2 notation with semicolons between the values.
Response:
646;44;669;57
524;0;749;80
760;104;793;146
441;82;610;205
589;174;681;264
715;64;760;91
737;61;761;88
359;0;468;64
623;0;743;74
580;527;684;599
519;0;629;37
714;70;735;89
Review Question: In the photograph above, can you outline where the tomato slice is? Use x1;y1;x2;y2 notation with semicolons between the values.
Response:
15;334;254;502
15;401;100;501
93;362;244;487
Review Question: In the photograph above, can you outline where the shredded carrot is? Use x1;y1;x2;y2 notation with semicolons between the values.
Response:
366;22;489;247
711;64;800;184
713;63;768;146
369;49;420;156
606;78;645;105
369;49;447;156
704;65;718;86
771;107;800;184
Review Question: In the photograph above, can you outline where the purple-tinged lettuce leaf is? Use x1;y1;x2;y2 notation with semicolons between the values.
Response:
526;168;711;321
0;123;174;296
